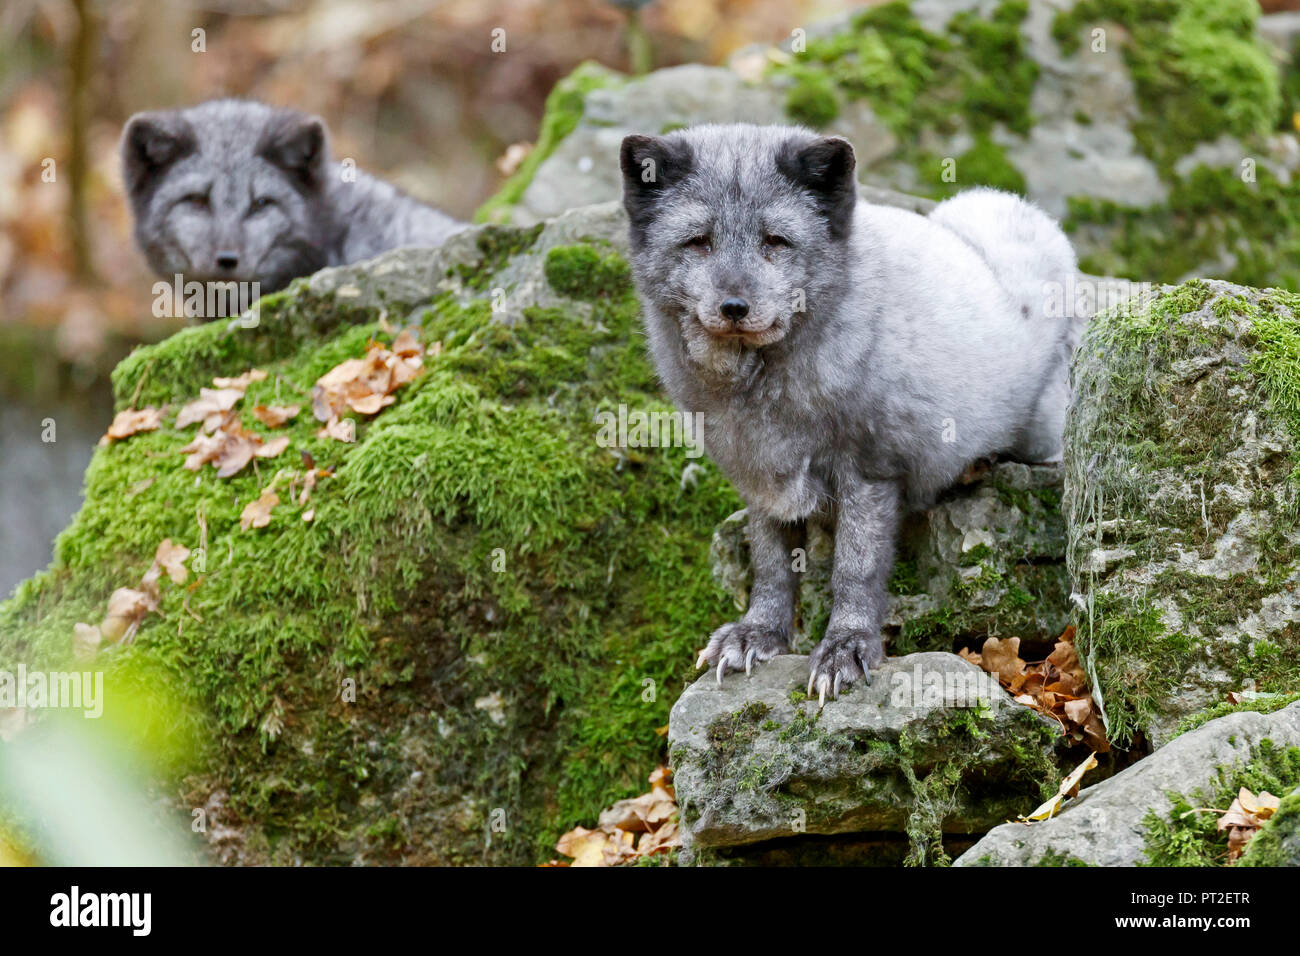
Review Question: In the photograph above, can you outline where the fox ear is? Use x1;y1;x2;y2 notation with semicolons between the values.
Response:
121;112;196;202
779;136;857;239
258;112;329;190
620;134;694;241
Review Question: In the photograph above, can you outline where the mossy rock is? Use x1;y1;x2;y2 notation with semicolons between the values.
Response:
955;701;1300;866
0;202;748;865
669;653;1063;865
1065;279;1300;748
709;462;1069;658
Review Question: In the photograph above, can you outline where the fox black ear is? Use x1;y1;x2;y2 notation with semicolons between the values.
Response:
620;134;694;242
778;136;857;239
258;112;329;190
121;112;196;203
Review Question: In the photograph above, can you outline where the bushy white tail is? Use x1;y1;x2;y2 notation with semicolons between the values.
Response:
929;188;1083;350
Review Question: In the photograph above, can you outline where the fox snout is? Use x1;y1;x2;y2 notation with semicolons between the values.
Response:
719;297;750;322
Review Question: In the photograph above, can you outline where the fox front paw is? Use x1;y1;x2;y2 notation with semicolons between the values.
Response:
697;620;790;683
807;628;884;705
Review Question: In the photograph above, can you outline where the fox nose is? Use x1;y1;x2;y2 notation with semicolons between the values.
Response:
215;251;240;272
719;297;750;322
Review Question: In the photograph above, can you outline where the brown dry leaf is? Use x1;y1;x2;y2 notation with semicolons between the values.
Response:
252;404;300;427
152;538;191;586
311;333;424;424
180;432;224;470
254;435;290;459
967;626;1110;754
240;490;280;531
317;416;355;443
391;326;422;357
100;406;165;445
555;827;612;868
1237;788;1280;821
1021;752;1099;822
212;369;267;389
100;586;158;644
980;636;1026;681
214;435;257;479
346;390;395;415
554;765;679;866
176;387;245;429
1063;697;1092;726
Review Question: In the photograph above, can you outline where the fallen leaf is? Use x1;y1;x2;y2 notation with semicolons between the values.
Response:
176;387;244;428
100;406;165;445
254;435;290;459
240;490;280;531
252;404;300;427
1021;752;1099;822
212;369;267;389
100;586;158;644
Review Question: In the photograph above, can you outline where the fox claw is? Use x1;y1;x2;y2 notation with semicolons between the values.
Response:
696;620;790;683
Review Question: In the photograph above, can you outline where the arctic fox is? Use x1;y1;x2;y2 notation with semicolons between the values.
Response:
620;124;1082;702
121;99;464;314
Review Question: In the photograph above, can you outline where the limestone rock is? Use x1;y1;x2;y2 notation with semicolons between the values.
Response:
954;701;1300;866
1064;280;1300;747
669;652;1061;862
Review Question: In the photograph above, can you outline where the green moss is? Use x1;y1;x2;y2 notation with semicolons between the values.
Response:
475;61;622;224
0;234;744;864
1053;0;1278;170
953;135;1026;195
543;244;631;300
783;68;840;128
1173;693;1300;739
1141;738;1300;866
451;223;543;289
1068;164;1300;291
1034;849;1094;866
770;0;1033;198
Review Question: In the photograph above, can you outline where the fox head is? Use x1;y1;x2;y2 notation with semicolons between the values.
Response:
121;99;336;310
620;124;858;363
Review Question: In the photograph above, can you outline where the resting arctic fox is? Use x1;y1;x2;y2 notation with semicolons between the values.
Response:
620;124;1082;702
121;99;465;312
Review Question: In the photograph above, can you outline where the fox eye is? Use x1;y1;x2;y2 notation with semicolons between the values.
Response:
762;234;791;249
181;193;209;208
683;235;712;253
250;196;276;213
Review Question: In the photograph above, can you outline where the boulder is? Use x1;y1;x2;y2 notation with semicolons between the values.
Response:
709;462;1070;658
1064;280;1300;747
954;700;1300;866
0;201;750;865
669;652;1062;864
478;1;1300;292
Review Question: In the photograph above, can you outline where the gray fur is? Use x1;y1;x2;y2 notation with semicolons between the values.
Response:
121;99;464;312
620;123;1083;700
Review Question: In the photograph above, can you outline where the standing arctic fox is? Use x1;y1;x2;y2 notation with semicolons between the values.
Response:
121;99;464;312
620;124;1082;702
